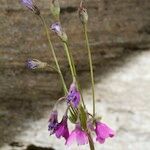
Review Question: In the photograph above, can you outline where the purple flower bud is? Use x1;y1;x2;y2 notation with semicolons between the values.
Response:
66;124;88;146
51;22;62;34
48;110;58;135
55;116;69;140
95;122;115;144
66;82;80;108
26;59;47;70
20;0;40;15
51;22;68;42
21;0;33;9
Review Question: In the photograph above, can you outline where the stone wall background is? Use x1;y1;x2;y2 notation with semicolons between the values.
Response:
0;0;150;147
0;0;150;100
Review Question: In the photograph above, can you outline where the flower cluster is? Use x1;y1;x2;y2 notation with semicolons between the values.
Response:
48;82;115;146
20;0;115;149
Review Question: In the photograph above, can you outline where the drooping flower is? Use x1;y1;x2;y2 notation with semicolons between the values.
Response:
48;110;58;135
66;124;88;146
55;116;69;140
51;22;68;42
66;82;80;108
20;0;40;15
95;122;115;144
26;59;48;69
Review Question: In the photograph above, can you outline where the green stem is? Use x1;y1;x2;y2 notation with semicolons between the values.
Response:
39;16;79;118
88;132;95;150
63;42;86;108
83;24;95;117
39;15;68;94
63;42;75;79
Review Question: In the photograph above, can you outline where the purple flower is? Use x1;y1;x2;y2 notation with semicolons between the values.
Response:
66;83;80;108
95;122;115;144
48;110;58;135
55;116;69;140
51;22;62;34
66;124;88;146
51;22;68;42
20;0;33;10
26;59;47;69
20;0;40;15
26;59;38;69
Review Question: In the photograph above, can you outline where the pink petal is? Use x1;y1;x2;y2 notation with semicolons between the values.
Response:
65;131;76;146
109;128;115;138
96;123;113;139
96;136;105;144
55;125;64;138
76;130;88;145
63;128;69;140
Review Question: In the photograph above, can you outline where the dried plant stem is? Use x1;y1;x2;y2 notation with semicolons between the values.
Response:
39;15;68;94
83;24;95;117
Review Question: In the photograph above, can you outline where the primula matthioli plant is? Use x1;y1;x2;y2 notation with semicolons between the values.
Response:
21;0;115;149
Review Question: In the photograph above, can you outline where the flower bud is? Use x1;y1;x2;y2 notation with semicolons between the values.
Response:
50;0;60;19
48;110;58;135
51;22;68;42
26;59;48;69
78;3;88;24
67;82;80;108
20;0;40;15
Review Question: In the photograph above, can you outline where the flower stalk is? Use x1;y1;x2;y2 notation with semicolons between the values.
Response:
63;42;86;108
39;15;68;94
83;23;95;117
63;42;75;80
88;132;95;150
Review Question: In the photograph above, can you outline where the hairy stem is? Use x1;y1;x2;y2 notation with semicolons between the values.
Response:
83;24;95;117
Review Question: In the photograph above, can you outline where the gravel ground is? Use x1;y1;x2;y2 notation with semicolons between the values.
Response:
1;50;150;150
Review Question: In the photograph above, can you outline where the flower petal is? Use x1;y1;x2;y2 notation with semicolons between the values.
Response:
62;127;69;140
65;130;76;146
76;130;88;145
96;122;112;138
55;124;64;138
96;136;105;144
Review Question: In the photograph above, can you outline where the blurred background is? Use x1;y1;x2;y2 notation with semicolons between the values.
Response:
0;0;150;150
